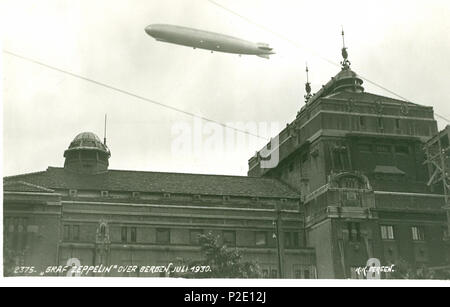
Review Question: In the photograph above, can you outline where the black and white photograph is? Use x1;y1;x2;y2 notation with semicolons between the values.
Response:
1;0;450;288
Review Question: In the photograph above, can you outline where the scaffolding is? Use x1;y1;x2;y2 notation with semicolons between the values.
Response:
424;125;450;239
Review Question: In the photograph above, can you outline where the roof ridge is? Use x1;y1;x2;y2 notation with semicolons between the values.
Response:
3;170;47;180
4;180;55;193
104;168;280;180
14;166;287;182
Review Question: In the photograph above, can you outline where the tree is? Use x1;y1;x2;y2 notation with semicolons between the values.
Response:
178;232;262;278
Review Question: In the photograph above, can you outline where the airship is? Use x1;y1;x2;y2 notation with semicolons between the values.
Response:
145;24;275;59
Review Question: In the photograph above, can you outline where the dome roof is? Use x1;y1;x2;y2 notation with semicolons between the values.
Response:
335;68;361;81
331;67;364;93
65;132;110;155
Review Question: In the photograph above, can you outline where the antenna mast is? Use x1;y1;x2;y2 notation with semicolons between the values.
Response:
103;114;107;145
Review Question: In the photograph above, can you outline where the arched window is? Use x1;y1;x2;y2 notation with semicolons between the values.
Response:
339;176;363;189
100;224;106;238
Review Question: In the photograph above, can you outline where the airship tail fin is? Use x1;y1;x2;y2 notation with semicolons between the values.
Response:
257;42;273;51
257;54;270;59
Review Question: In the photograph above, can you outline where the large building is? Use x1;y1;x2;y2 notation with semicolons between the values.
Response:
249;45;450;278
3;132;315;278
3;42;450;279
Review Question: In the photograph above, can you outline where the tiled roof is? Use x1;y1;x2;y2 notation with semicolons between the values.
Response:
3;167;300;198
4;180;56;193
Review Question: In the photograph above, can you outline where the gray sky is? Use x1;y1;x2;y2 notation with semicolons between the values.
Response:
2;0;450;177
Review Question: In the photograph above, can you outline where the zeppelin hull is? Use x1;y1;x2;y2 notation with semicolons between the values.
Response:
145;24;274;58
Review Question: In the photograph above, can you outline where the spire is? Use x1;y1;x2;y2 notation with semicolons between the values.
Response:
340;26;351;69
304;63;312;103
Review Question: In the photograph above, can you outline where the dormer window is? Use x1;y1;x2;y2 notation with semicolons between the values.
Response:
193;194;202;200
163;193;171;198
132;192;140;199
101;190;109;198
69;189;78;198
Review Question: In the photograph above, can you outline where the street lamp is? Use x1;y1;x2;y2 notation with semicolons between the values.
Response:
273;208;283;278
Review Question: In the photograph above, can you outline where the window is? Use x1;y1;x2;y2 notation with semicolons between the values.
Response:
262;269;269;278
395;145;409;154
73;225;80;241
284;232;299;248
82;151;97;159
101;190;109;198
99;224;106;238
6;218;15;233
412;226;425;241
347;222;361;242
359;116;365;127
193;194;202;200
378;117;384;128
255;231;267;246
223;230;236;246
63;225;80;241
130;227;137;243
69;189;78;197
358;144;372;152
121;227;128;243
381;225;395;240
156;228;170;244
66;151;78;161
5;217;28;250
163;193;171;198
190;229;204;245
64;225;71;241
132;192;140;199
98;152;108;162
376;145;391;153
395;118;400;129
340;177;361;189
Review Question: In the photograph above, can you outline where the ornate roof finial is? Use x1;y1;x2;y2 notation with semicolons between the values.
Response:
304;63;312;103
340;26;351;69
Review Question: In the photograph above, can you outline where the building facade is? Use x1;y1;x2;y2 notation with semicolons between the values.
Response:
3;132;315;278
248;47;450;278
4;44;450;279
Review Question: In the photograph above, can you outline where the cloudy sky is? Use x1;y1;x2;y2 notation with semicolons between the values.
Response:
2;0;450;177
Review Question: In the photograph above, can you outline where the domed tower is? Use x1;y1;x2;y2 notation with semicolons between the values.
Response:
331;28;364;94
332;68;364;93
63;132;111;174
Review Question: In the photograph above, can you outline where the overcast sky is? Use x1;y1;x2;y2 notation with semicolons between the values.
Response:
2;0;450;177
